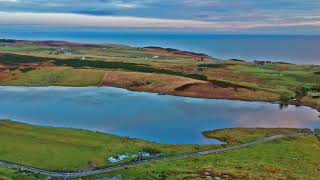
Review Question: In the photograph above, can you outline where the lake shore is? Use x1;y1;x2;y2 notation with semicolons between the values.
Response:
0;85;318;145
101;82;320;112
0;120;318;179
1;39;320;113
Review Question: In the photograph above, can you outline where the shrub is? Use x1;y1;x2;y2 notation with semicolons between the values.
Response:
142;147;161;155
279;92;293;102
198;63;228;68
128;80;154;87
9;67;18;71
295;86;308;99
20;68;34;73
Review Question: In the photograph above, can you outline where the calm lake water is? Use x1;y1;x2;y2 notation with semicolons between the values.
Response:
1;27;320;64
0;86;319;144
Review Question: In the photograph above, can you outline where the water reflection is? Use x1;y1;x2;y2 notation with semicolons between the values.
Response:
0;86;319;144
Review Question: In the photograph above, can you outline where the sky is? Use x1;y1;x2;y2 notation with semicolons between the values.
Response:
0;0;320;34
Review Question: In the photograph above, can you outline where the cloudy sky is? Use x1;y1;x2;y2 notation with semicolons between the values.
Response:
0;0;320;34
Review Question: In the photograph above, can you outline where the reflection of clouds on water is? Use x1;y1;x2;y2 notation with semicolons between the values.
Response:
167;98;264;117
0;86;319;144
168;98;319;128
235;106;319;128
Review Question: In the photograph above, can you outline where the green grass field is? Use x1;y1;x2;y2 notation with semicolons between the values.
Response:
0;121;317;180
99;135;320;179
202;128;311;144
0;67;106;86
0;167;45;180
0;120;218;171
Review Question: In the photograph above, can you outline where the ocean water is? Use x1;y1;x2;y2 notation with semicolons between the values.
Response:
0;86;318;144
0;27;319;64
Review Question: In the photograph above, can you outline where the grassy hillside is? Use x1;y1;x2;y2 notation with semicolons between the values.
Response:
0;121;314;179
0;120;218;171
99;135;320;179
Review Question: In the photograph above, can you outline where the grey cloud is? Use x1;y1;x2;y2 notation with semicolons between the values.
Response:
0;0;320;33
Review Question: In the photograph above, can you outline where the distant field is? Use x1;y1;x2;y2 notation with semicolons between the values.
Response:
0;44;55;54
0;67;106;86
53;58;208;80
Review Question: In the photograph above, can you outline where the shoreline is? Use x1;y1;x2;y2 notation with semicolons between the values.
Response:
1;38;320;113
